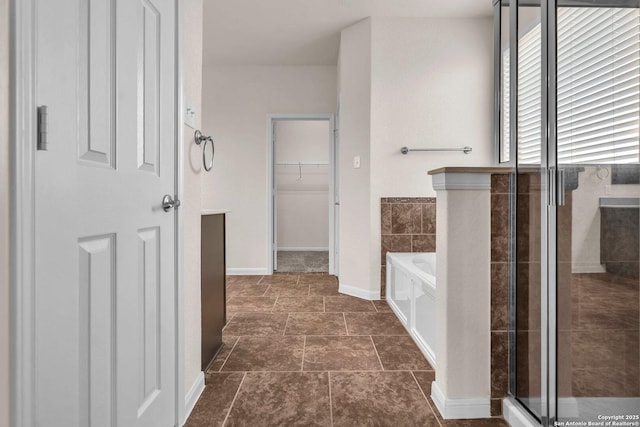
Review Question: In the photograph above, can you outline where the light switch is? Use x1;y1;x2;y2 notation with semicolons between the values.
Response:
184;97;196;128
353;156;361;169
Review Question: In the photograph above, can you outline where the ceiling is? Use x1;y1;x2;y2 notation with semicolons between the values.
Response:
202;0;493;66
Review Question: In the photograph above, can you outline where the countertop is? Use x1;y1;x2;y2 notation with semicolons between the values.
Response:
428;166;514;175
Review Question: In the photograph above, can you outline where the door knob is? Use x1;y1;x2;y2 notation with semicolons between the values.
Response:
162;194;181;212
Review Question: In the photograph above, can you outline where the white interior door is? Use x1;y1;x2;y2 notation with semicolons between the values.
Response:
34;0;177;425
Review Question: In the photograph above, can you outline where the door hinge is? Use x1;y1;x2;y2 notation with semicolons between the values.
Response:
37;106;48;151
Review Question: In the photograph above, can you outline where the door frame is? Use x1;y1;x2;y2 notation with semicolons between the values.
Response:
9;1;186;425
266;113;337;275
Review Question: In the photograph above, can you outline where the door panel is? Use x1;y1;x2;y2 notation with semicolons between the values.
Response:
35;0;177;425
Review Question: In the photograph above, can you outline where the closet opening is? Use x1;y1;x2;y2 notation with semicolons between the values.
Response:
267;114;337;275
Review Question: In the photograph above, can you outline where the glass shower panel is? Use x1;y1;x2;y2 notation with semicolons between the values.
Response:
555;1;640;422
514;1;545;420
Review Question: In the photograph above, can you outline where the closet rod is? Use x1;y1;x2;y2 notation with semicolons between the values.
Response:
276;161;329;166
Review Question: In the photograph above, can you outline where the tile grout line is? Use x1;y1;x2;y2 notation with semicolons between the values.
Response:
283;313;290;336
218;336;241;372
221;372;247;427
369;336;385;370
271;295;279;313
343;312;349;335
411;371;443;427
328;371;334;427
301;335;306;371
323;296;326;313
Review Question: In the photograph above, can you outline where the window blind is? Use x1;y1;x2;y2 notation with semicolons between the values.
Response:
505;7;640;165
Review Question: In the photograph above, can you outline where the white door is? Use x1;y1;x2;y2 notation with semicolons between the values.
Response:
34;0;177;426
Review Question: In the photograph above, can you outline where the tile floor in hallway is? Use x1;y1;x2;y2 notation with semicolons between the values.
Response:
185;273;508;427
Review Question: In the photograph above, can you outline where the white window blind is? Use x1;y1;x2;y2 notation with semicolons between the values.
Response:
505;7;640;165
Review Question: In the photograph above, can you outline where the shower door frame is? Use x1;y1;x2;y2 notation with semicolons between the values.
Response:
503;1;640;425
502;0;557;425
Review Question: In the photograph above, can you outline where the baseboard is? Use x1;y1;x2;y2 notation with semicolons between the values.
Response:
277;247;329;252
431;381;491;419
183;371;205;425
226;268;269;275
338;282;380;300
503;397;539;427
571;263;606;274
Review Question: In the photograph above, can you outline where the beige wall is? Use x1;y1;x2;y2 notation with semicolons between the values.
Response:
276;120;330;250
201;65;337;273
369;17;494;293
183;0;204;402
1;0;10;424
337;19;373;295
337;17;494;297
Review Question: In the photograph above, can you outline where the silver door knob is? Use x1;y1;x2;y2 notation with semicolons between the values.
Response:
162;194;181;212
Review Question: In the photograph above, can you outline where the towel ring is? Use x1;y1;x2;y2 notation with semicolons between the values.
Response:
194;130;214;172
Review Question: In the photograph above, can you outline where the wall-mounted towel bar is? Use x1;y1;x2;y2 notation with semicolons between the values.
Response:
195;130;214;171
400;146;472;155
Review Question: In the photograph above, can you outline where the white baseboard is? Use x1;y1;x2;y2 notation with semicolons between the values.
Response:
503;397;539;427
431;381;491;419
183;371;205;425
338;282;380;300
226;268;269;275
277;247;329;251
571;263;606;274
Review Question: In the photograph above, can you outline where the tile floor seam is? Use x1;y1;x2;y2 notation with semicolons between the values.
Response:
221;371;247;427
411;371;443;427
218;336;241;372
343;312;349;335
328;371;334;427
323;297;326;313
271;295;279;313
301;335;306;371
283;313;291;336
369;336;385;370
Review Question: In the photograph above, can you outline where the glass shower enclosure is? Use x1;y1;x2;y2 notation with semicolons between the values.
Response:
495;0;640;425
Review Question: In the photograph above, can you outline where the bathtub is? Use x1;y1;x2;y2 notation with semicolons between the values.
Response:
386;252;436;369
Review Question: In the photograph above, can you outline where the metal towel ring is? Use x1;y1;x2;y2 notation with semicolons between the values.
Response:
194;130;214;172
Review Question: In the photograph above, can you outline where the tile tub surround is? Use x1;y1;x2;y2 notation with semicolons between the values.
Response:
185;273;509;427
381;197;437;297
490;174;510;416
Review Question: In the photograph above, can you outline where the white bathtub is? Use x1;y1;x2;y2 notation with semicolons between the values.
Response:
386;252;436;369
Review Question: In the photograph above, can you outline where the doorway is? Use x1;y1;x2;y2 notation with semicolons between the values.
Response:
267;114;337;275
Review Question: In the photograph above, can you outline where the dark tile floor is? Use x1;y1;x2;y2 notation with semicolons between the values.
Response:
185;273;508;427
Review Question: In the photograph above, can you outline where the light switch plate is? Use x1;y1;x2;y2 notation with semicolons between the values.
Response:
184;97;196;128
353;156;361;169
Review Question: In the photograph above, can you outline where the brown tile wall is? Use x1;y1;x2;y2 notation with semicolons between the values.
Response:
490;174;510;416
380;197;437;298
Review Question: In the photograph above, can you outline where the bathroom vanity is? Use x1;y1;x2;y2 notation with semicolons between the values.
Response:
201;210;228;371
600;197;639;279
